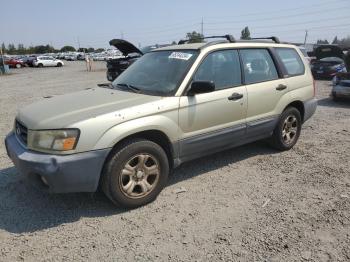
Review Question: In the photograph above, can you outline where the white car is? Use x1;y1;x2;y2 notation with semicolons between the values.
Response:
34;56;64;67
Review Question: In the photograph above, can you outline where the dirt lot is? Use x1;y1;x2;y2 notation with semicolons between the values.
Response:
0;62;349;262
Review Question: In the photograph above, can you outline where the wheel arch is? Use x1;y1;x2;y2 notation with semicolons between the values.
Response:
102;129;176;173
283;100;305;122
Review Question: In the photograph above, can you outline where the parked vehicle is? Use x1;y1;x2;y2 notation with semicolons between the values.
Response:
106;39;171;81
33;56;64;67
311;45;346;79
106;39;143;81
331;72;350;100
4;57;25;68
64;55;77;61
5;35;317;208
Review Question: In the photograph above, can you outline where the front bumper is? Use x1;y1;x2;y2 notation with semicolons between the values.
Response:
303;98;317;123
5;132;110;193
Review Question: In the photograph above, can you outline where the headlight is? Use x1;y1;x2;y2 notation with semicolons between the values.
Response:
28;129;80;152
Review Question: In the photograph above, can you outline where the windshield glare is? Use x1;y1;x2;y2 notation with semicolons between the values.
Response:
112;50;198;95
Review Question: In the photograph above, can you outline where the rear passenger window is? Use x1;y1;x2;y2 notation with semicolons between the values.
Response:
240;49;278;84
193;50;241;90
276;48;305;76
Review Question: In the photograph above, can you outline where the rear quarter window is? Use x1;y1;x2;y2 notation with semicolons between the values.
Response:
276;48;305;76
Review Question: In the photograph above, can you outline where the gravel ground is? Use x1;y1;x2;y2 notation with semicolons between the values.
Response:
0;62;349;262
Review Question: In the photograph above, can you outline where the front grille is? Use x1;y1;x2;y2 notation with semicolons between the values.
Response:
15;120;28;145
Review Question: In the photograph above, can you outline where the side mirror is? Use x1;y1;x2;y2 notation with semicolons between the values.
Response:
187;81;215;96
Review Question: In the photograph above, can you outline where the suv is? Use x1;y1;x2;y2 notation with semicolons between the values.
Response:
5;35;317;208
34;56;64;67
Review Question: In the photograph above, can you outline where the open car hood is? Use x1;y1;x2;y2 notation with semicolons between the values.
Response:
315;45;344;60
109;39;143;56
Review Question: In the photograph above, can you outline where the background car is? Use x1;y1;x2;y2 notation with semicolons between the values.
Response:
33;56;64;67
311;45;347;79
4;56;25;68
106;39;171;81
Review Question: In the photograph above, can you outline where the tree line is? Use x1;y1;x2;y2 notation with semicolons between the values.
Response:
1;43;105;55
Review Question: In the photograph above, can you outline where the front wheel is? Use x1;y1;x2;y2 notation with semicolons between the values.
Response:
57;62;62;67
269;107;302;151
15;63;22;68
101;139;169;208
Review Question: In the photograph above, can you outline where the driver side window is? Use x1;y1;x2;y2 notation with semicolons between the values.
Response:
193;50;241;90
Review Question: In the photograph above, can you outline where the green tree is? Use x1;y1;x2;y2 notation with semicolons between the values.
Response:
17;44;25;55
186;31;204;43
33;45;55;54
7;43;16;54
1;42;6;54
316;39;329;45
240;26;251;40
171;41;177;45
87;47;95;53
60;45;76;52
78;47;88;52
332;36;338;45
95;48;105;52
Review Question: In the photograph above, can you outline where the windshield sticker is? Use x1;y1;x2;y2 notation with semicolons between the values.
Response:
169;52;193;60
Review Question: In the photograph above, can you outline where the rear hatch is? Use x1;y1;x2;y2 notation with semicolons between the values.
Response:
109;39;143;56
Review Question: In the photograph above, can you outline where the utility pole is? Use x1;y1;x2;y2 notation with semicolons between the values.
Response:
77;37;81;50
201;17;204;36
303;30;308;47
121;31;124;40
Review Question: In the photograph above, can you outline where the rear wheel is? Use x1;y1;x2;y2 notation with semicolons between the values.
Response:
37;63;43;68
15;63;21;68
269;107;301;151
101;139;169;208
57;62;62;67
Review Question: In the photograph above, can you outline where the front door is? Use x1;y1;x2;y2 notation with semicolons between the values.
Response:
178;49;247;161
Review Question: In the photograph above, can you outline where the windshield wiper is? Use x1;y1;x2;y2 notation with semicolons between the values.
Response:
115;83;141;93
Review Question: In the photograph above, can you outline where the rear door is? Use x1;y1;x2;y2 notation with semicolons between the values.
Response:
239;48;288;138
178;49;247;161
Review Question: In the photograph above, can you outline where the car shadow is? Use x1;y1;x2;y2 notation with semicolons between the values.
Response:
317;97;350;108
0;141;277;234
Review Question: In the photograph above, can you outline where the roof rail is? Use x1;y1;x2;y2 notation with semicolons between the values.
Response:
249;36;280;43
178;34;235;45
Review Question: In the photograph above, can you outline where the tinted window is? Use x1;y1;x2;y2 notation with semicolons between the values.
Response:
193;50;241;90
240;49;278;84
276;48;305;76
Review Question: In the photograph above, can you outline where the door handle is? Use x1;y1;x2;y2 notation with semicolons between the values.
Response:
228;93;243;101
276;84;287;91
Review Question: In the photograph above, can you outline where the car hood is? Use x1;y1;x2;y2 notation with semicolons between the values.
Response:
315;45;344;60
109;39;143;56
17;88;161;130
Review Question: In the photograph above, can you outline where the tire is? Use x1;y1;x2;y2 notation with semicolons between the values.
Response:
15;63;21;68
101;139;169;208
37;63;43;68
57;62;62;67
269;107;302;151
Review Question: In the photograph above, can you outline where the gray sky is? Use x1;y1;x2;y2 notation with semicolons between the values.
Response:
1;0;349;49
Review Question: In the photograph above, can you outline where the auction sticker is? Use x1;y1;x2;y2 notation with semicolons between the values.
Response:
169;52;193;60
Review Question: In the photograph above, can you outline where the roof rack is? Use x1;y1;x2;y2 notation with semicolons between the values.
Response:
178;34;235;45
249;36;280;43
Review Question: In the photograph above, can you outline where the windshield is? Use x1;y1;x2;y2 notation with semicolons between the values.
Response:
112;50;198;96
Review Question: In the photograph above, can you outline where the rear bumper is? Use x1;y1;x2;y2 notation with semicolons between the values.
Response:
332;85;350;98
303;98;317;123
5;132;110;193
